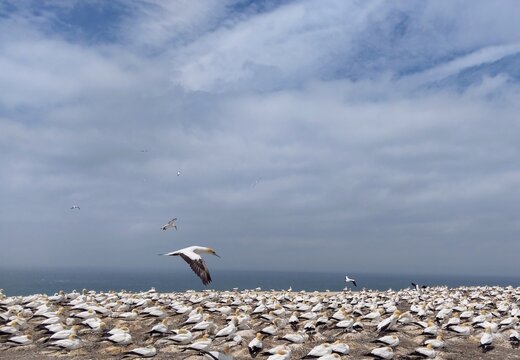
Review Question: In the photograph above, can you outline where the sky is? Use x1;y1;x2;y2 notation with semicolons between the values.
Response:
1;0;520;276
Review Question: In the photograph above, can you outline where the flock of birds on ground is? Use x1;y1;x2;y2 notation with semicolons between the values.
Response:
1;284;520;359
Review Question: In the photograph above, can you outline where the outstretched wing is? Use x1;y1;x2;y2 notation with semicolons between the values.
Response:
353;280;357;287
179;253;212;285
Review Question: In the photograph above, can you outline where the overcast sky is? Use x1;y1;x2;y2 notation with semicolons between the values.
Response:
1;0;520;276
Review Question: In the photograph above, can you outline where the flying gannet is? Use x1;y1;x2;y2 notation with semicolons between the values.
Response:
70;205;80;210
161;246;220;285
161;218;178;231
345;275;357;287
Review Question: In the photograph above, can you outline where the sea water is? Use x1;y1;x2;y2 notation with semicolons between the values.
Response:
1;267;519;296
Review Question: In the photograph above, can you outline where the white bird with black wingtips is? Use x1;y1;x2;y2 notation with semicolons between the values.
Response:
345;275;357;287
161;218;178;231
160;246;220;285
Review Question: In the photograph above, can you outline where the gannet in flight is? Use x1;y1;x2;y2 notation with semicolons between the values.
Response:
161;246;220;285
161;218;178;231
177;171;181;176
70;205;80;210
345;275;357;287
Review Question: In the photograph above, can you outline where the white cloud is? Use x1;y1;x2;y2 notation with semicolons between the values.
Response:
1;0;520;276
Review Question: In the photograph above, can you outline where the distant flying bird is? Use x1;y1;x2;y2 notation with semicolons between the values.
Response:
160;246;220;285
345;275;357;287
140;149;148;153
252;177;262;187
161;218;177;231
70;205;80;210
177;171;181;176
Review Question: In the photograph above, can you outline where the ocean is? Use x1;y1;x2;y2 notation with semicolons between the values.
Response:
1;268;519;296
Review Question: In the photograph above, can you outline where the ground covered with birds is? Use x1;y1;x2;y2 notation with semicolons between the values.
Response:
1;286;519;359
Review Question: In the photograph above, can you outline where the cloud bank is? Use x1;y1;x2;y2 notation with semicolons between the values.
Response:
1;0;520;276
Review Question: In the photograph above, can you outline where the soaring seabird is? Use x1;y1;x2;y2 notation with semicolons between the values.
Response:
70;205;80;210
161;218;178;231
160;246;220;285
345;275;357;287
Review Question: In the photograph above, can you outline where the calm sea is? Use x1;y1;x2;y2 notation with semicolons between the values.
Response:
0;268;519;296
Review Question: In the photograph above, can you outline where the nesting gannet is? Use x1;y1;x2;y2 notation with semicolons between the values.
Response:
345;275;357;287
161;217;178;231
107;331;132;345
424;334;444;349
248;333;263;358
198;346;234;360
121;345;157;358
215;319;237;338
331;340;349;355
376;310;400;333
367;346;394;359
184;334;212;351
410;344;436;358
161;246;220;285
265;348;291;360
5;334;32;347
146;319;169;336
302;343;332;358
280;332;306;344
169;329;193;344
70;205;80;210
47;334;81;350
373;334;399;347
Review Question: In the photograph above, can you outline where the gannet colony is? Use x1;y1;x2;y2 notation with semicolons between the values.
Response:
1;286;519;359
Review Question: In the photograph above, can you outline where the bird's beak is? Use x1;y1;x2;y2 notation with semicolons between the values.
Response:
214;253;221;258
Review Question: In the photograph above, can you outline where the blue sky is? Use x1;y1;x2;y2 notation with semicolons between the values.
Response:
1;0;520;276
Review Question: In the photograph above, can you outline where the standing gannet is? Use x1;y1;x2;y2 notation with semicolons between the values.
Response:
345;275;357;287
161;246;220;285
479;327;494;352
248;333;263;358
161;218;178;231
